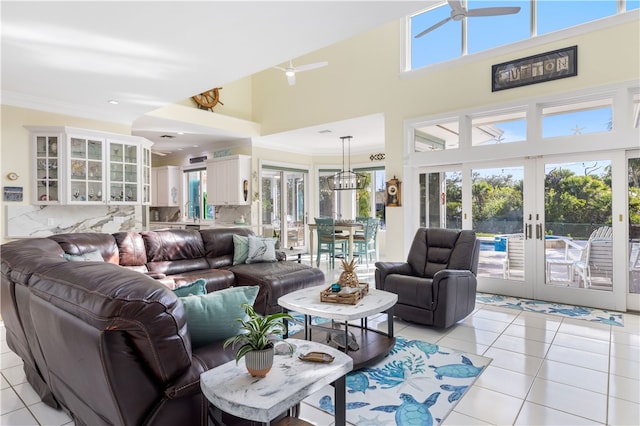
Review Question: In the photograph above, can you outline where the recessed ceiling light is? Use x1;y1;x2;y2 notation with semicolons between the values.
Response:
177;148;183;151
107;99;119;105
177;132;184;135
193;145;199;148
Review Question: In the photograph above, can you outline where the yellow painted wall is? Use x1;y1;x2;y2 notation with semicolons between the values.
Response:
175;76;254;121
251;15;640;260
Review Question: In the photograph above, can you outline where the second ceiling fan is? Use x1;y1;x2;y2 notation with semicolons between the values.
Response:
415;0;521;38
274;60;328;86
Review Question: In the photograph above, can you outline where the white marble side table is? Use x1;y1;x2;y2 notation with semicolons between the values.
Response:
200;339;353;426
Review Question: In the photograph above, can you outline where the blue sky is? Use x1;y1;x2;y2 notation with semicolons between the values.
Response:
411;0;639;69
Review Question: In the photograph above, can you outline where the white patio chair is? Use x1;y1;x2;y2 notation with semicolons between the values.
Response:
502;233;525;279
572;226;613;289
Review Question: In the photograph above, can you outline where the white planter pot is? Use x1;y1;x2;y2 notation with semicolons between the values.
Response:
244;347;274;378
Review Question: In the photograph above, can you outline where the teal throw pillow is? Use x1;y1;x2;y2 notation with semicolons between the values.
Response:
63;250;104;262
180;285;260;348
232;234;249;265
246;236;277;264
172;278;207;297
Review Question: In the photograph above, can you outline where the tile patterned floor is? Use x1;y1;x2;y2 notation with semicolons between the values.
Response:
1;258;639;425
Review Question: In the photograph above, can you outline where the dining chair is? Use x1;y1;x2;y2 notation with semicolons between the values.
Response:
314;217;348;268
353;217;379;268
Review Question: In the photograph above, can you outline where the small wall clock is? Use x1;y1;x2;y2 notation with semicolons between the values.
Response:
385;177;401;207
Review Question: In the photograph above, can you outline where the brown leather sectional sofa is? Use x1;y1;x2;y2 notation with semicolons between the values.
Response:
0;227;324;425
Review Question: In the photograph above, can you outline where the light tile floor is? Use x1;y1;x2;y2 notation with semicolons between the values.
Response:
1;258;639;425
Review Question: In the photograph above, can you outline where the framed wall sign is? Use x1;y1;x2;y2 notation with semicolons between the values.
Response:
492;45;577;92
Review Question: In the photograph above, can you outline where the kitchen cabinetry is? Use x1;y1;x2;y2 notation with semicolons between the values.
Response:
28;126;152;205
206;155;251;205
152;166;181;206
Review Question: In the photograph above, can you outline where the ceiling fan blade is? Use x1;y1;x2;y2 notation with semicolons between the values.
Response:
467;6;521;17
273;66;288;72
447;0;464;14
286;73;296;86
414;17;452;38
295;61;328;72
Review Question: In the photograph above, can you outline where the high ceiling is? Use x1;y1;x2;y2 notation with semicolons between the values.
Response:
2;1;431;155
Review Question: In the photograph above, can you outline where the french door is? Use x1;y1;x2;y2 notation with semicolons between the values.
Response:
418;150;626;310
260;166;308;250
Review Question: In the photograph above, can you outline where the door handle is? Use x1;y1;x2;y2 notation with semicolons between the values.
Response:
536;223;543;240
526;223;532;239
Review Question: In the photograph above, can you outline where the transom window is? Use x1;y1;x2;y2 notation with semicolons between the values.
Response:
409;0;638;70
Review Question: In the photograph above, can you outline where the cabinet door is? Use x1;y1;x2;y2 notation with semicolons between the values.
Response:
207;156;250;205
141;145;152;205
108;142;138;204
68;135;105;203
33;134;61;203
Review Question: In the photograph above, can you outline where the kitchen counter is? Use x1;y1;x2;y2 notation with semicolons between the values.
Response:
148;221;256;230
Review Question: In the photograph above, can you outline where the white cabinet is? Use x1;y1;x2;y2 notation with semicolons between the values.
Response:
206;155;251;205
27;126;152;205
152;166;181;206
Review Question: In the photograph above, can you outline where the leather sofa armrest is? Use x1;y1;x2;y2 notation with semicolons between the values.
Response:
164;342;234;399
374;262;412;290
431;269;478;328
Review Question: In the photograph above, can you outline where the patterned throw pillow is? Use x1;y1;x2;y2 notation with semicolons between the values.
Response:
232;234;249;265
246;236;277;264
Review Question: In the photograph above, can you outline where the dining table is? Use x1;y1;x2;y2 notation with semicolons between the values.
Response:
308;221;365;264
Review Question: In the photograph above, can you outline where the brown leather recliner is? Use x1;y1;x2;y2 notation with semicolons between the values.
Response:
375;228;480;328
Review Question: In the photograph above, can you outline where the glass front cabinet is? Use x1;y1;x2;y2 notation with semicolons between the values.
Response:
28;126;152;205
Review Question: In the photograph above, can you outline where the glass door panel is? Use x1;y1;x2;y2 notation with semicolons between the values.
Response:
419;170;462;229
628;156;640;300
543;160;612;290
285;172;305;249
471;166;525;280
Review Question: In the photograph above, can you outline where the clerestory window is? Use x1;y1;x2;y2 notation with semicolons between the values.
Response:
408;0;638;71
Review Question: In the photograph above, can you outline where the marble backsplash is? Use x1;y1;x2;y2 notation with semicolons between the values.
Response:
5;205;142;238
149;205;251;224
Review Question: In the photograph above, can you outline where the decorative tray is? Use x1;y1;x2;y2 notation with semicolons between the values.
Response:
298;351;335;363
320;283;368;305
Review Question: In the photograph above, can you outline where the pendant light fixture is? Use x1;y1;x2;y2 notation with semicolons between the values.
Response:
328;136;367;191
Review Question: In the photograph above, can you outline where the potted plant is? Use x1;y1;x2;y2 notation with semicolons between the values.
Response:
223;303;293;377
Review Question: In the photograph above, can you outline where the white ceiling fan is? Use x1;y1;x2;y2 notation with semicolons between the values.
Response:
415;0;521;38
274;60;328;86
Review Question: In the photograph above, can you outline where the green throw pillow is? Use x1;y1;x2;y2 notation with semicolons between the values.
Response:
232;234;249;265
63;250;104;262
180;286;260;348
172;278;207;297
246;236;277;264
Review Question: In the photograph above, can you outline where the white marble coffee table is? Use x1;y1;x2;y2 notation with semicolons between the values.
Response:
278;285;397;370
200;339;352;426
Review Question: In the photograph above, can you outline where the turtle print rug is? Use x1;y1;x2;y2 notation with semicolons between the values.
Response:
304;336;491;426
476;293;624;326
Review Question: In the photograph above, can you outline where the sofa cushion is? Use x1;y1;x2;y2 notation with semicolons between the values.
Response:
179;286;260;348
200;227;255;269
113;232;148;272
172;278;207;297
142;230;208;275
232;235;249;265
49;232;119;264
246;236;277;264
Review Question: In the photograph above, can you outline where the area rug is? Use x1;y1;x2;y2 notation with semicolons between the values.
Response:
303;336;491;426
476;292;624;326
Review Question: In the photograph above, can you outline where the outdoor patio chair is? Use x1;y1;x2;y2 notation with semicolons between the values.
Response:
502;233;525;279
573;226;613;289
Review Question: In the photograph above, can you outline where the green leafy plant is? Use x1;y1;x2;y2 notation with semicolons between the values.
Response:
223;304;293;363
